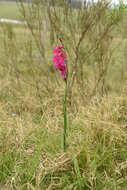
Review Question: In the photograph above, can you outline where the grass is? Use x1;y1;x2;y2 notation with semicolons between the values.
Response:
0;2;24;20
0;86;127;189
0;4;127;189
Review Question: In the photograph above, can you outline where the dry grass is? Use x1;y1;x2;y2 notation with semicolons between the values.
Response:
0;76;127;189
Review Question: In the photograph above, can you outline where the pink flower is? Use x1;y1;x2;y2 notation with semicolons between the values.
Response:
53;45;67;81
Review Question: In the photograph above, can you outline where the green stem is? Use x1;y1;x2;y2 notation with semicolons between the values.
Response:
63;81;68;151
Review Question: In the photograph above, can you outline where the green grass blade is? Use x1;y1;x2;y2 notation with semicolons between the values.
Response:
74;157;83;190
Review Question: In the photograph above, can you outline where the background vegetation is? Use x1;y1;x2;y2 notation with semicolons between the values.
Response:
0;2;22;20
0;0;127;189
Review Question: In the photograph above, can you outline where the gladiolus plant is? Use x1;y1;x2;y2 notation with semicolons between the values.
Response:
53;42;68;151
